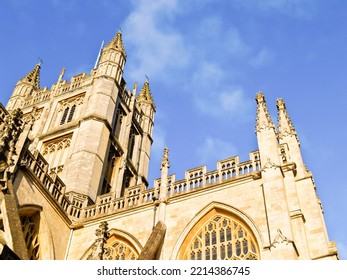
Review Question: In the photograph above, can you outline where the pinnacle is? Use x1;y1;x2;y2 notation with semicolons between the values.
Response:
255;92;275;132
276;98;298;141
104;31;126;56
161;147;170;169
136;80;155;108
20;63;41;89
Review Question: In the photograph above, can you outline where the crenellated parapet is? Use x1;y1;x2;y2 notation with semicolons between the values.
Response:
21;71;96;109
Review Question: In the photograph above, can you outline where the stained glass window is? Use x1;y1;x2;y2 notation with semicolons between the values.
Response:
184;214;259;260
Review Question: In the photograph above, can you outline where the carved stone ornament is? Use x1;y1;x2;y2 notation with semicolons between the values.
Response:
276;98;299;143
270;229;294;249
262;158;280;170
89;221;110;260
160;147;170;169
255;92;275;132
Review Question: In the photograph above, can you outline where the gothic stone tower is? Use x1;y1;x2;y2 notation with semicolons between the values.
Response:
1;31;155;259
6;31;155;203
0;31;338;260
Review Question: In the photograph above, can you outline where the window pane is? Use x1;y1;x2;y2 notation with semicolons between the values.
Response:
60;107;69;125
212;247;217;260
243;240;248;254
226;228;232;241
220;245;226;260
220;229;225;243
212;231;217;245
227;243;232;258
236;242;241;256
206;248;210;260
205;233;210;246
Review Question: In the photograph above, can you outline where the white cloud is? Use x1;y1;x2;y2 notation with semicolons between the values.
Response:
250;48;276;68
219;88;249;113
233;0;317;19
196;137;238;166
151;124;167;162
123;0;189;82
189;62;252;120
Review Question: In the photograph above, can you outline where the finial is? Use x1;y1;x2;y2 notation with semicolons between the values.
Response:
38;57;43;66
161;147;170;169
133;81;138;92
276;98;285;110
145;74;149;83
255;91;265;104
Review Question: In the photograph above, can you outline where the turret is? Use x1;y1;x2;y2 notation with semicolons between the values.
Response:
6;63;41;111
63;32;127;201
134;80;156;185
96;31;126;84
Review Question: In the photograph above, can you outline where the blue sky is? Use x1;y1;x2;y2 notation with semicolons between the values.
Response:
0;0;346;259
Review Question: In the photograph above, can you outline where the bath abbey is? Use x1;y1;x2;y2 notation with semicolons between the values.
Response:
0;31;339;260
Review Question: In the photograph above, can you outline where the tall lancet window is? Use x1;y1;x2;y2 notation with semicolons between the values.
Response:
20;214;41;260
60;107;69;125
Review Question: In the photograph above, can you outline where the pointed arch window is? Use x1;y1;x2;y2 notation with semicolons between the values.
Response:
60;107;69;125
181;213;259;260
20;214;41;260
84;234;140;260
60;104;77;125
67;104;76;123
105;241;137;260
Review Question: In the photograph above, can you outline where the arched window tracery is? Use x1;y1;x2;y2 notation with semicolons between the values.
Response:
181;213;259;260
20;214;41;260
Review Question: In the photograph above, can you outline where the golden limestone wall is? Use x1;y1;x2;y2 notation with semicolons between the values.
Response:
64;157;336;260
13;169;71;260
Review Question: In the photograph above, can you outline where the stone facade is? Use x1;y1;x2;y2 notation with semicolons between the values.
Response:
0;31;339;260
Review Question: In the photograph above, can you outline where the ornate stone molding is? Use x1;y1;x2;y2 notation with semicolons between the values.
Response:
276;98;299;143
255;92;276;133
270;229;298;257
161;147;170;169
89;221;110;260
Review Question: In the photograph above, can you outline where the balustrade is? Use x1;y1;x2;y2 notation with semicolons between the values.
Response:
20;147;262;221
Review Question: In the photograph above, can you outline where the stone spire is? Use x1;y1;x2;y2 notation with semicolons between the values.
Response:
276;98;306;177
255;92;275;132
19;63;41;89
276;98;299;144
255;92;280;166
104;31;126;57
136;80;155;109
